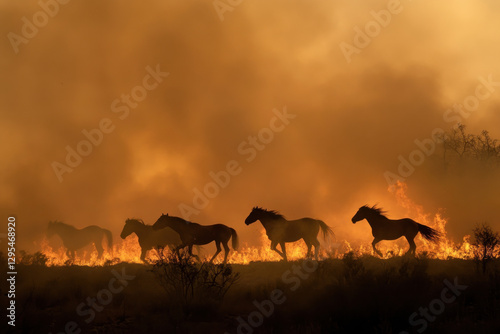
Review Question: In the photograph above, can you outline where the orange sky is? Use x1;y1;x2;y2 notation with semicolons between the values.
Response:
1;0;500;252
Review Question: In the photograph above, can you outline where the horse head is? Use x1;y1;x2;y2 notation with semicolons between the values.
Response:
153;213;170;230
121;219;138;239
245;207;261;225
352;205;386;223
352;206;369;224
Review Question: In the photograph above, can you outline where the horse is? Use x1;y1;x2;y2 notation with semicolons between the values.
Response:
244;207;334;261
152;214;238;264
351;205;441;256
46;221;113;259
120;218;182;262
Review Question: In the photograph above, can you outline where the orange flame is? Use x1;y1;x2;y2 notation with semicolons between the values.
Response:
227;229;320;264
33;181;492;266
38;235;147;266
388;181;474;259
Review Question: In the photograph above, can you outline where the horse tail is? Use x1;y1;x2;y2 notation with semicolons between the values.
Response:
103;228;113;254
317;220;334;241
417;223;441;243
230;228;239;251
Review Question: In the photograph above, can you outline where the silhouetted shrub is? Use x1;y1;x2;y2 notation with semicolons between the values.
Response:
399;254;429;279
19;251;48;266
151;248;239;314
439;124;500;169
472;223;500;273
341;251;365;281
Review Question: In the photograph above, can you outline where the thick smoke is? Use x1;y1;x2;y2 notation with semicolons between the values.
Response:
1;0;499;252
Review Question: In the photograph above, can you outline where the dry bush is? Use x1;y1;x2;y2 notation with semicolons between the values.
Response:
19;250;48;266
472;223;500;273
341;251;365;281
151;248;240;310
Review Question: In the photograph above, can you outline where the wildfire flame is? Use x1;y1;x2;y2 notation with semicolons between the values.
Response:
388;181;475;260
36;234;145;266
31;181;490;266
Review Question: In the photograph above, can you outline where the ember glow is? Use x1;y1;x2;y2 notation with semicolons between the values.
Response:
30;181;492;266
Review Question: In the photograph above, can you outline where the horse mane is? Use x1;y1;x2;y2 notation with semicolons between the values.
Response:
126;218;146;226
163;214;194;225
361;204;388;218
253;206;285;220
49;220;75;229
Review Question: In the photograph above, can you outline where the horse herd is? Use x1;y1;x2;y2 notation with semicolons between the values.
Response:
46;205;442;264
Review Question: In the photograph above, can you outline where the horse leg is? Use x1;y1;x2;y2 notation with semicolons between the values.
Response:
95;242;104;259
312;239;320;261
280;242;288;262
270;240;285;259
67;249;76;262
188;244;200;262
222;242;230;264
140;248;147;263
372;238;383;257
173;244;185;259
405;236;417;256
304;240;312;259
209;242;222;263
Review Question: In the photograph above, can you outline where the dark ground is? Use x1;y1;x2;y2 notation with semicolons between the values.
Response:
3;255;500;334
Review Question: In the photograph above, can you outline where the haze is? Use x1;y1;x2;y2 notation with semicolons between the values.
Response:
1;0;500;252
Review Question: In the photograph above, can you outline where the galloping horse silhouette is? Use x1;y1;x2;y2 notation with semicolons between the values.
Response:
153;214;239;264
245;207;334;261
120;218;182;262
351;205;441;256
47;221;113;259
